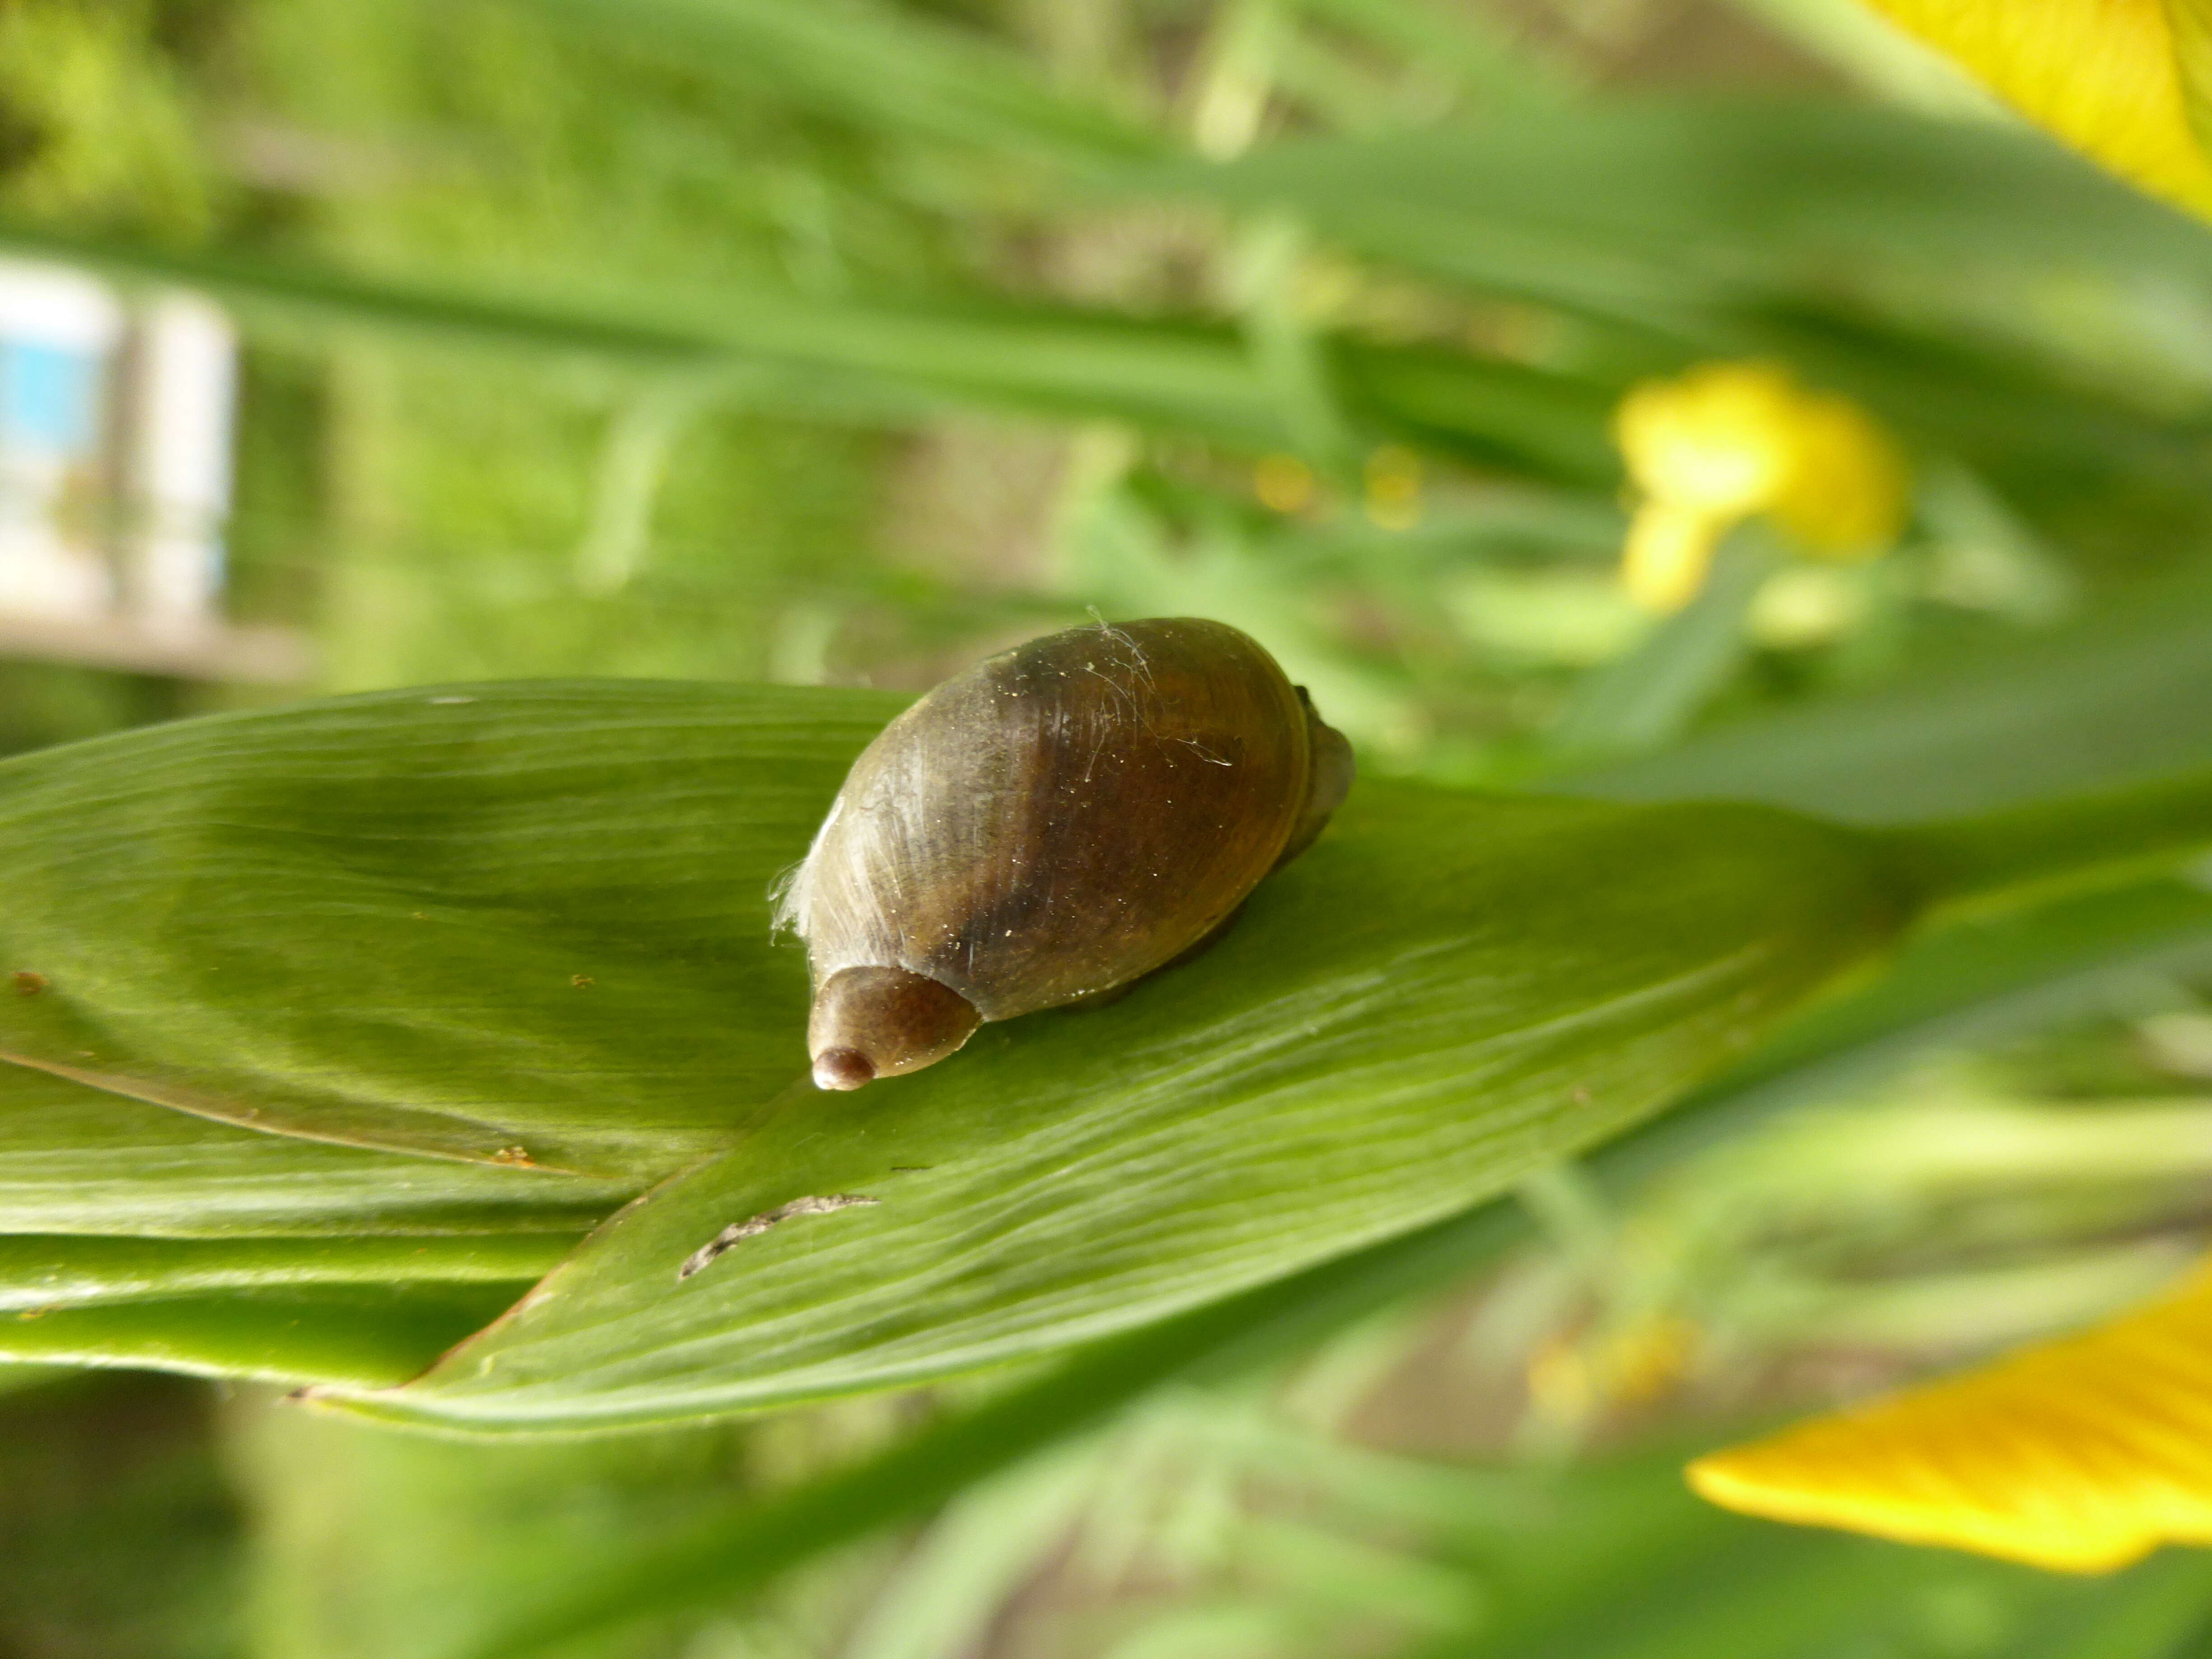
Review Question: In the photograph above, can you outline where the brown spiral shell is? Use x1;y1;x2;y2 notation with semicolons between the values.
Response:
778;616;1354;1089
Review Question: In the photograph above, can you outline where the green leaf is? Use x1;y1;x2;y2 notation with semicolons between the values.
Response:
347;779;1911;1429
526;0;1162;165
0;680;899;1177
1567;576;2212;822
1159;100;2212;496
1547;531;1770;757
0;220;1301;450
0;221;1617;480
0;1060;581;1381
0;1062;628;1237
11;675;2208;1427
440;873;2212;1659
1885;769;2212;917
230;1395;758;1659
1650;876;2212;1139
0;1287;520;1389
0;1233;571;1312
1166;98;2212;312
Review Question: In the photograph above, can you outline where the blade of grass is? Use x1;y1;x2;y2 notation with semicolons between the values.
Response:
1566;576;2212;822
1546;531;1772;758
0;221;1628;469
1885;768;2212;917
525;0;1163;165
1163;99;2212;312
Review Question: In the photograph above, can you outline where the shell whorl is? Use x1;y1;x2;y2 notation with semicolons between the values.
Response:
786;617;1350;1084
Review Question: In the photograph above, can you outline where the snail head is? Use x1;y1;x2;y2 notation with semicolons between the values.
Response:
808;965;982;1091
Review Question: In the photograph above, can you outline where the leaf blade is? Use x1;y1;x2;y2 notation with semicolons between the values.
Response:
0;680;901;1177
356;783;1912;1427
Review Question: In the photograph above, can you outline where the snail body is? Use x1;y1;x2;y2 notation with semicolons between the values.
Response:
780;617;1353;1090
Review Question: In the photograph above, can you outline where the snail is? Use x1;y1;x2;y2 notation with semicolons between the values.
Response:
778;616;1354;1090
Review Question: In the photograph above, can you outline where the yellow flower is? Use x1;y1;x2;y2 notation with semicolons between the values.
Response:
1612;362;1907;613
1689;1259;2212;1573
1859;0;2212;220
1364;444;1424;531
1677;0;2212;1576
1253;452;1317;514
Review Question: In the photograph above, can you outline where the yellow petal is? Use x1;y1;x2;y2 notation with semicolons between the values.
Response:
1612;362;1800;518
1622;502;1727;612
1688;1262;2212;1573
1770;394;1910;558
1863;0;2212;218
2173;1;2212;164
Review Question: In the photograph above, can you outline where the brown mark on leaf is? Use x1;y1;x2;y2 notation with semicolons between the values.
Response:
678;1194;879;1280
490;1145;535;1167
11;971;44;997
571;974;595;989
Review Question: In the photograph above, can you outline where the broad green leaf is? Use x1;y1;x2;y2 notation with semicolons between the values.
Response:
0;1066;585;1379
0;680;898;1176
349;780;1911;1429
443;872;2212;1657
0;1063;628;1237
8;675;2204;1426
0;1287;518;1389
0;1234;570;1312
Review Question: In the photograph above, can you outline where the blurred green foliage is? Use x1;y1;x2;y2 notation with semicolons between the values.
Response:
0;1374;242;1659
4;0;2212;1655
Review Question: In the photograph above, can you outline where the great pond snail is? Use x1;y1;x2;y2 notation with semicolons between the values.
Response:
778;616;1355;1090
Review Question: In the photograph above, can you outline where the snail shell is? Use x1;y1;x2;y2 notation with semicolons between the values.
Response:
778;616;1354;1090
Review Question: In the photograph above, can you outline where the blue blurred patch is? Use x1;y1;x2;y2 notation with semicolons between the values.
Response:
0;341;103;455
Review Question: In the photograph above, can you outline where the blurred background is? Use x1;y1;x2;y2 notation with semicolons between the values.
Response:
8;0;2212;1654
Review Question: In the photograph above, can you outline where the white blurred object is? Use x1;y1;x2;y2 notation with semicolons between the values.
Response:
0;258;122;622
0;256;304;680
127;292;236;632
